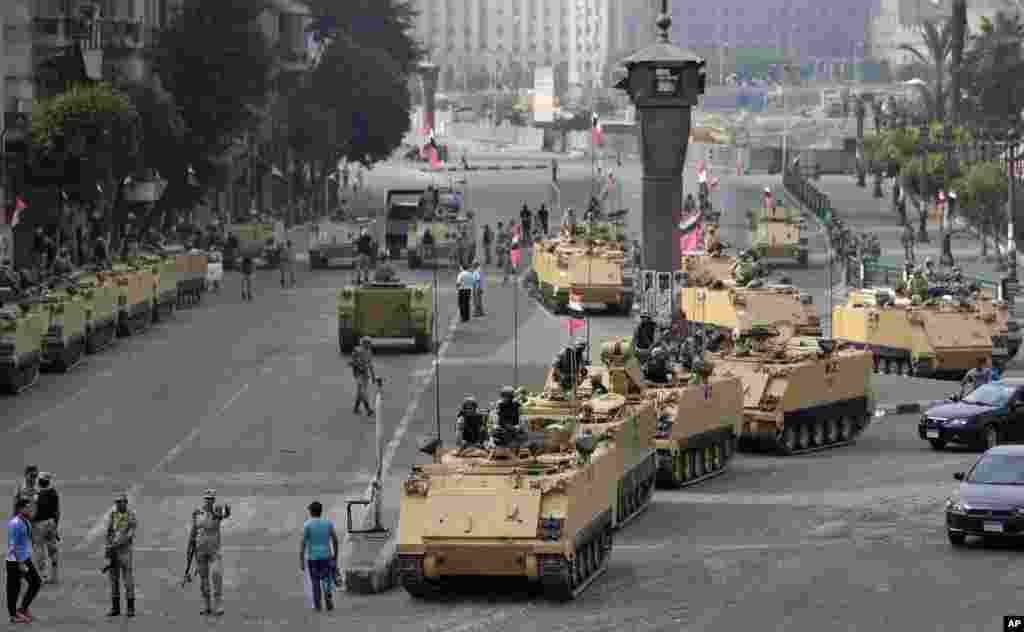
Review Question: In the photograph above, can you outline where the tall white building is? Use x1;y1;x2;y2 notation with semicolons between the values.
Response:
409;0;609;98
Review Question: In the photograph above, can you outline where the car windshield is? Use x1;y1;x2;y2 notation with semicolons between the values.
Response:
967;454;1024;484
963;384;1013;407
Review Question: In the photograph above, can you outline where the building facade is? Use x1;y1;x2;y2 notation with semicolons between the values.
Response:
871;0;1003;70
410;0;610;99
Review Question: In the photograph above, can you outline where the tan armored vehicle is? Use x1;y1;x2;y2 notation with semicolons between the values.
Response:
39;286;88;372
974;288;1020;360
588;338;744;488
532;223;634;314
0;303;47;394
679;254;821;339
710;327;874;455
833;288;995;378
398;381;656;600
750;206;808;265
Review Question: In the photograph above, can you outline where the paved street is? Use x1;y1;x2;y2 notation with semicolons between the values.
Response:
1;152;1016;630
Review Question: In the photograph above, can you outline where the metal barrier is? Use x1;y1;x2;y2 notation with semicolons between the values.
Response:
782;166;834;226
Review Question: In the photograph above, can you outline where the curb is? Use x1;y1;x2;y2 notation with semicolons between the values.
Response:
873;399;947;418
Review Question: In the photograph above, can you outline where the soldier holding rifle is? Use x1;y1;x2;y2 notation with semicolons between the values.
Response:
104;492;137;617
188;490;231;616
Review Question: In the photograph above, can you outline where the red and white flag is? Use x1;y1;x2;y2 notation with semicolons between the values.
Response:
568;290;584;312
510;226;520;268
7;197;27;227
591;114;603;146
696;159;707;184
566;318;585;336
430;146;440;170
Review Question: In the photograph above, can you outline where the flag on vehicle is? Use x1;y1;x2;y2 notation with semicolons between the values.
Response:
568;291;584;312
566;318;585;336
591;113;603;146
510;227;520;268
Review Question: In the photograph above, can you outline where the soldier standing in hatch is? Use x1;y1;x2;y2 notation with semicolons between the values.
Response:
190;490;231;616
105;492;137;617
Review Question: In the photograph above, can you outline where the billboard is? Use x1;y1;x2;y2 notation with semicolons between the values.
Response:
533;66;555;124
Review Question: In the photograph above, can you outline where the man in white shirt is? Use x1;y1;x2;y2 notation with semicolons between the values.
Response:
456;266;473;322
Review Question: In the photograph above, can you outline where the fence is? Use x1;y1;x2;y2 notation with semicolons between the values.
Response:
782;166;834;226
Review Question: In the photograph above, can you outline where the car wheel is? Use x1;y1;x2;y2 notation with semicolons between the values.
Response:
928;439;947;451
984;425;999;451
947;530;966;547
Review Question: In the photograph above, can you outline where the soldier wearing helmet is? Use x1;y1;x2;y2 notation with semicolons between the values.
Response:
190;489;231;616
634;313;657;353
350;337;376;416
105;492;137;617
492;387;523;448
456;396;486;447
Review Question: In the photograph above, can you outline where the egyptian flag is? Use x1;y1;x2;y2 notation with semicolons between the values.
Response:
678;206;703;255
566;317;586;337
6;197;27;227
430;145;440;170
591;113;603;146
568;290;584;312
696;159;707;184
510;224;521;268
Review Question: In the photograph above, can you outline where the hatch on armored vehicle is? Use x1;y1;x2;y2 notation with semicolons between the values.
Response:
407;210;476;269
532;223;635;314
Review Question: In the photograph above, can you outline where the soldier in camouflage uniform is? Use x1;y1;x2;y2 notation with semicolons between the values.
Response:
910;269;930;302
731;252;755;286
350;337;376;416
190;490;231;616
901;223;915;262
105;492;137;617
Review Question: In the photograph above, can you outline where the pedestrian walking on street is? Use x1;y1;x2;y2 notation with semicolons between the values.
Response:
240;255;254;301
190;490;230;616
356;229;374;284
537;204;549;237
12;466;38;516
472;261;486;317
31;473;59;585
104;492;137;617
456;265;473;321
7;499;41;624
350;338;376;416
901;223;915;263
495;222;507;269
279;240;296;288
482;225;493;265
300;501;339;612
520;204;533;246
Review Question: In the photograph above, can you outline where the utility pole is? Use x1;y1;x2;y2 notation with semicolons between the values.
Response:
943;0;967;267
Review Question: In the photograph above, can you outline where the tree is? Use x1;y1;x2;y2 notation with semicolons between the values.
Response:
962;11;1024;125
149;0;274;193
30;82;139;244
952;160;1008;257
898;21;953;121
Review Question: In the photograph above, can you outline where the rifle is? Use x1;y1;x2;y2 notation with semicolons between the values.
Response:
181;535;196;588
100;546;114;575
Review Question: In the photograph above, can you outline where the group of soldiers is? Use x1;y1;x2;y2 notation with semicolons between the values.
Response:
454;386;526;451
12;468;232;619
898;257;972;304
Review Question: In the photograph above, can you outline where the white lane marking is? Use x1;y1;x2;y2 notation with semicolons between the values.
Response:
338;313;460;562
74;382;250;551
12;386;91;433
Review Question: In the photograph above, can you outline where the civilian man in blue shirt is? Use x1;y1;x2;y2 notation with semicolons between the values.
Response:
7;498;41;623
300;501;339;612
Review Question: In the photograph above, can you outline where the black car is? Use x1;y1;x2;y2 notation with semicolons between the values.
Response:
946;445;1024;545
918;379;1024;451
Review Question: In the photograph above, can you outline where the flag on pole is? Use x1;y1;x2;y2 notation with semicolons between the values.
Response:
510;226;520;267
8;197;27;227
568;290;584;312
696;159;707;184
591;113;603;146
566;318;586;336
709;176;720;190
430;146;440;170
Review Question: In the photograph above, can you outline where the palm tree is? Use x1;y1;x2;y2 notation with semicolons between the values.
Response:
898;20;953;122
962;11;1024;125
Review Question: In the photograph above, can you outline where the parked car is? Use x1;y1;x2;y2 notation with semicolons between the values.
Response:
946;445;1024;545
918;378;1024;451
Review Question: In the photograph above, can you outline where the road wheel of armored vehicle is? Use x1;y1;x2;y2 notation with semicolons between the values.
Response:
398;556;445;600
822;419;836;444
539;527;611;601
810;421;826;447
779;426;799;455
54;338;85;373
671;450;692;486
947;531;966;547
5;360;40;395
414;331;433;353
86;321;116;354
929;439;947;451
339;329;358;354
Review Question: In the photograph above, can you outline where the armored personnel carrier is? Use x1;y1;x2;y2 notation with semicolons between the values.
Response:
337;268;433;353
679;254;821;339
407;212;476;269
709;326;874;455
308;216;376;269
750;205;808;265
73;274;119;353
223;220;285;269
588;338;743;488
0;303;46;394
104;265;154;337
833;288;996;378
976;291;1021;359
398;382;656;601
39;286;88;372
532;222;635;314
174;252;207;307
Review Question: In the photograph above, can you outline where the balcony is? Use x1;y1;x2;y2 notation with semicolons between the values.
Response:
33;16;147;52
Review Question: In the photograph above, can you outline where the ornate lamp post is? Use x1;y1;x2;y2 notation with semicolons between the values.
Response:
613;0;706;274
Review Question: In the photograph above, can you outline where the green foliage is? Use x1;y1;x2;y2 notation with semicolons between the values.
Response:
30;82;135;150
951;160;1008;225
963;11;1024;124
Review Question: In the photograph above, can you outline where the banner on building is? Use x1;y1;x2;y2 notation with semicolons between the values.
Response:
533;66;555;124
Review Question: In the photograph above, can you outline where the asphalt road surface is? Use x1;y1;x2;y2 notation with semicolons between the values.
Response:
1;153;1014;630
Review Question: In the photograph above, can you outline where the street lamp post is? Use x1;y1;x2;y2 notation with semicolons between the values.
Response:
614;0;706;274
1006;118;1020;281
855;96;867;187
